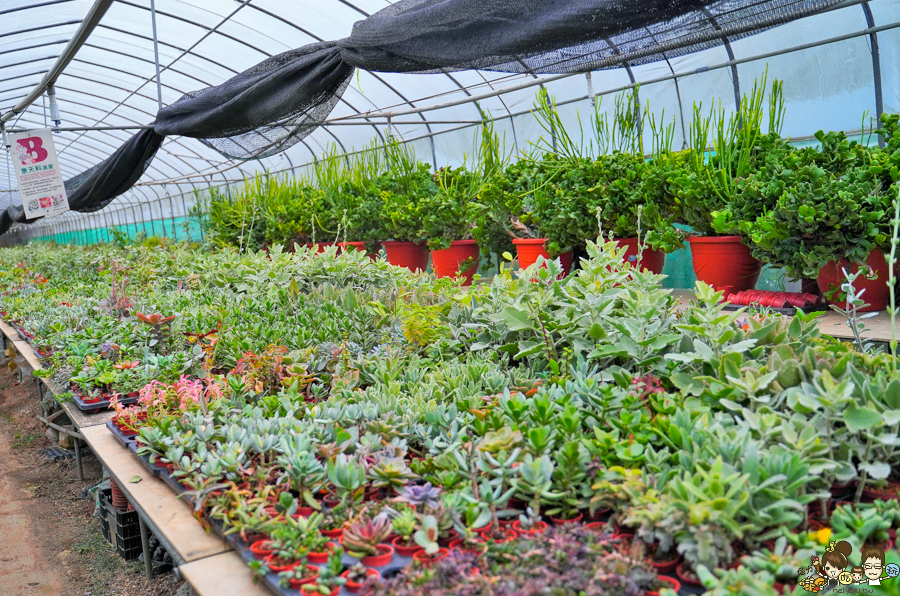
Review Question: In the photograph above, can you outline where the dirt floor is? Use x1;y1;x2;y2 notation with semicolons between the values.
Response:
0;368;183;596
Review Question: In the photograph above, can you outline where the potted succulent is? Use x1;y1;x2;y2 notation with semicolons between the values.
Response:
377;152;435;272
746;134;890;311
674;79;787;292
341;563;380;594
739;536;814;592
412;515;450;567
512;507;548;536
390;507;422;556
277;564;320;590
343;510;394;566
830;504;893;550
299;547;345;596
419;166;482;285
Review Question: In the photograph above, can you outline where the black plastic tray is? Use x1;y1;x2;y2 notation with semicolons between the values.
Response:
128;442;166;478
71;392;138;412
158;466;186;495
722;302;828;316
105;420;138;448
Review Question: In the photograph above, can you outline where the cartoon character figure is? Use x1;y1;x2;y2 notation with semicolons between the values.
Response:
818;541;853;586
799;554;829;592
862;546;886;586
851;566;865;584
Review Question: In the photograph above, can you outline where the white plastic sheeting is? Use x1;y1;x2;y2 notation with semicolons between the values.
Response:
0;0;898;236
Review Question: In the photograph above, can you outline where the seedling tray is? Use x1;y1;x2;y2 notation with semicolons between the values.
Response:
105;419;138;448
71;392;138;412
722;290;828;316
127;441;166;478
158;466;186;495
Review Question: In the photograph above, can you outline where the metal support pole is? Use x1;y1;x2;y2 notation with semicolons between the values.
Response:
150;0;164;113
139;515;154;579
74;437;84;481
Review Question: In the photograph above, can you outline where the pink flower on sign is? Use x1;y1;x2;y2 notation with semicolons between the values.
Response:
39;196;52;208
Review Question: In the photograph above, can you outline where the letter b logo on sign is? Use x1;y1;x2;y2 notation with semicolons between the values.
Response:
16;137;49;164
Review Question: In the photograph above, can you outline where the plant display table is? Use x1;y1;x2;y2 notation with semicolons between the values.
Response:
178;552;270;596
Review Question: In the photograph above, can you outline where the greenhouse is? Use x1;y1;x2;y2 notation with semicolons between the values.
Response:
1;0;900;595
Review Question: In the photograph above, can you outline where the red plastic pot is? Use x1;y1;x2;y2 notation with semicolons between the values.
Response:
361;544;394;567
430;240;480;285
687;236;761;292
512;238;574;276
383;240;429;272
300;586;338;596
265;554;301;573
862;480;900;501
295;506;315;517
341;568;380;594
481;528;518;543
322;527;344;539
306;542;338;564
512;520;548;536
549;512;583;526
449;537;487;553
646;575;681;596
413;547;450;567
391;536;424;557
322;494;340;508
338;241;366;254
647;552;681;574
82;395;102;404
249;540;274;558
305;242;335;254
584;521;610;534
675;562;702;588
287;566;320;589
818;250;892;312
437;529;458;548
616;238;666;274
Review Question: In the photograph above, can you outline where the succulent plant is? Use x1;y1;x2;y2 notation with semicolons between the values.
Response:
368;456;417;491
392;507;418;540
413;514;440;555
343;510;392;558
393;482;441;509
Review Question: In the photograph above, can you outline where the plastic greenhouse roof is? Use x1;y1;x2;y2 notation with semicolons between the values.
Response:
0;0;898;229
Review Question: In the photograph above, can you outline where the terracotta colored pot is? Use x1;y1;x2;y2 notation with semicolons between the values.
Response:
287;566;320;589
549;512;583;526
265;554;301;573
341;568;380;594
430;240;480;285
296;506;315;517
862;481;900;501
646;575;681;596
676;562;702;588
413;547;450;567
512;238;574;276
687;235;761;292
322;527;344;539
361;544;394;567
818;250;891;312
306;542;338;564
383;240;429;272
391;536;424;557
249;540;274;558
322;494;340;508
512;520;548;536
616;238;666;274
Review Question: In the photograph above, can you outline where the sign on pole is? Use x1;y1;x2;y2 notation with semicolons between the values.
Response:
10;128;69;218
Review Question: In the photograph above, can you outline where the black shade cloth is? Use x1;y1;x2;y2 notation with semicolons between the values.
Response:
2;0;842;234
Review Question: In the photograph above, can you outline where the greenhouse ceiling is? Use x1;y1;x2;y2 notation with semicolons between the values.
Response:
0;0;898;233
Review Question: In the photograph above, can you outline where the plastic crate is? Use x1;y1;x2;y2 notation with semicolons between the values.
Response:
98;488;142;561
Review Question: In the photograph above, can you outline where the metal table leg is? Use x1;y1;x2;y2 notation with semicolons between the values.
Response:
74;438;84;481
139;515;154;580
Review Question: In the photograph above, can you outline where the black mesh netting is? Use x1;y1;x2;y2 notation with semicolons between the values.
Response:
2;0;842;235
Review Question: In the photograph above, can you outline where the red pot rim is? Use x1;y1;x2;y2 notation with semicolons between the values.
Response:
413;547;450;562
512;238;548;246
360;544;394;566
381;240;424;246
686;235;743;243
